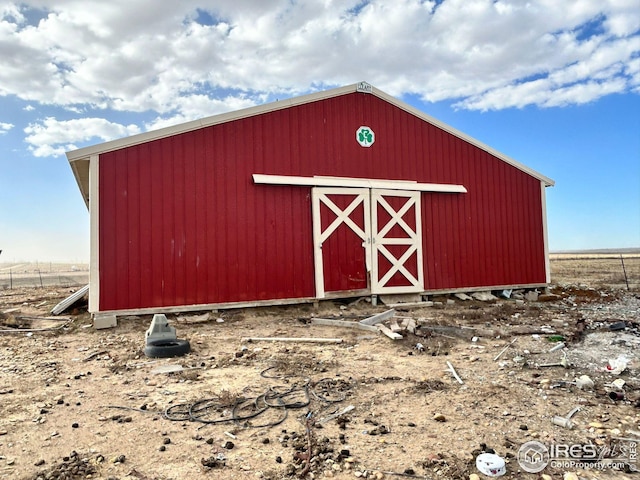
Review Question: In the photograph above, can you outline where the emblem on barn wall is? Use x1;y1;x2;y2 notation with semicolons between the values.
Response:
356;126;375;147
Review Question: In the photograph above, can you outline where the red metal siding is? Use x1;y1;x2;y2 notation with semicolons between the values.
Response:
99;92;546;311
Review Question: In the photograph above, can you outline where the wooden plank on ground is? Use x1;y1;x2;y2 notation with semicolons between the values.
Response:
377;324;403;340
359;309;396;326
389;320;402;333
386;301;433;308
242;337;343;344
406;318;416;333
311;318;379;332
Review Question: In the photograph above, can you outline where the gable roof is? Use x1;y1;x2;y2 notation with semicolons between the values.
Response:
67;82;554;206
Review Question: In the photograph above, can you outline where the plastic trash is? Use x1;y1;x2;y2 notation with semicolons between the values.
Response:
476;453;506;477
611;379;626;389
606;355;629;375
552;415;574;429
575;375;594;390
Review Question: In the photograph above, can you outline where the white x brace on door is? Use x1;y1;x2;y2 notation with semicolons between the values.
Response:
312;187;424;298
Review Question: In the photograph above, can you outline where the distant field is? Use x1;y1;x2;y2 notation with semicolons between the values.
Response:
549;252;640;290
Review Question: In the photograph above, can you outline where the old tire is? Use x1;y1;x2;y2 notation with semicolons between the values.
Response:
144;338;191;358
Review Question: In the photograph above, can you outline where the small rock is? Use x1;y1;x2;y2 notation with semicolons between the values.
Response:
564;473;579;480
469;474;480;480
159;445;166;452
433;414;446;422
541;475;552;480
163;437;171;445
72;423;79;428
34;459;45;466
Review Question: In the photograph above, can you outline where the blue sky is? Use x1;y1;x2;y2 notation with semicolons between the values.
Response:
1;0;639;262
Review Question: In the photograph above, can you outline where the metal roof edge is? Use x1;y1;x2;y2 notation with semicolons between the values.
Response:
369;86;555;187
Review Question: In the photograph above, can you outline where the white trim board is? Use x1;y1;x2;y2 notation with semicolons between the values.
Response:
88;154;100;313
254;174;467;193
541;181;551;284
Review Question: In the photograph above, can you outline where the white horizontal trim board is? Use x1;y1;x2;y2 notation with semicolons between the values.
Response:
253;174;467;193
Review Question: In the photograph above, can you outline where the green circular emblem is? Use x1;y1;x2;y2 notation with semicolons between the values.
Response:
356;126;375;147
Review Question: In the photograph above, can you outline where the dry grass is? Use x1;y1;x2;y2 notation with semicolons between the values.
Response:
550;253;640;290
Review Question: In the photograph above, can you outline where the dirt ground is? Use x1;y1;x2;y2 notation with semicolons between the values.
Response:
0;256;639;480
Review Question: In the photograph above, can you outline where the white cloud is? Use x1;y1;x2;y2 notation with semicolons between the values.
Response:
143;93;259;130
24;117;141;157
0;121;13;133
0;0;638;154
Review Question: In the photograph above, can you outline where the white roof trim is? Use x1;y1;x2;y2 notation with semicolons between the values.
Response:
253;174;467;193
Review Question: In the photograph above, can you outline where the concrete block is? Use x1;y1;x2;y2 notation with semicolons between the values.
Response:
524;291;539;302
471;291;497;302
93;314;117;330
454;293;472;301
145;314;177;344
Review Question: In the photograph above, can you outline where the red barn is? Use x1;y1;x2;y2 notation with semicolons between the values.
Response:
67;82;554;316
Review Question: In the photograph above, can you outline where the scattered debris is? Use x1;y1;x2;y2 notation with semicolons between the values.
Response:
319;405;355;425
241;336;343;343
377;324;402;340
493;338;517;361
50;284;89;315
605;354;629;374
471;291;497;302
475;452;506;477
311;318;378;332
446;361;463;384
359;309;396;326
150;364;201;375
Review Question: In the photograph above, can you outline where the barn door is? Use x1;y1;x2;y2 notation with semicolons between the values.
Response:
312;187;424;297
312;188;371;298
370;189;424;293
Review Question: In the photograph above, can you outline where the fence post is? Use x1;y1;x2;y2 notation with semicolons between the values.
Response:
620;254;629;291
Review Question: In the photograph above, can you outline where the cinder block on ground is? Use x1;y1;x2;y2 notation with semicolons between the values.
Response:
93;314;117;329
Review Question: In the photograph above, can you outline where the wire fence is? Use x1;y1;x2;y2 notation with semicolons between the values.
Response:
0;270;89;290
